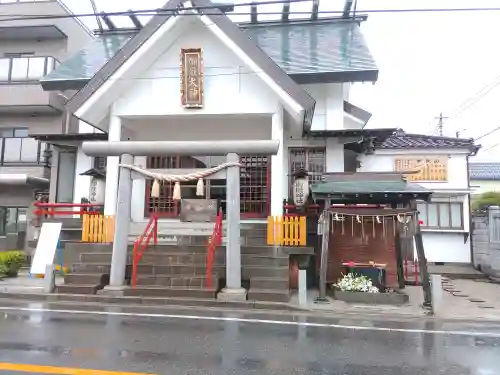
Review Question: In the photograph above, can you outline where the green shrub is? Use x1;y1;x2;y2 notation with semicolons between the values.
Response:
0;251;25;277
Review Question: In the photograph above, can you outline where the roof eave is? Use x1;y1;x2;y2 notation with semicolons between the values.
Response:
291;70;378;84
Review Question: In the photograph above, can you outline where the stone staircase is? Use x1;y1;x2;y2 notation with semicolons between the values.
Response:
57;242;293;303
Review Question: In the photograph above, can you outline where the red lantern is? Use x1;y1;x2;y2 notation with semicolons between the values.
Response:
419;220;424;225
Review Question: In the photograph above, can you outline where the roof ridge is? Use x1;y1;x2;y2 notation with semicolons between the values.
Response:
397;132;474;143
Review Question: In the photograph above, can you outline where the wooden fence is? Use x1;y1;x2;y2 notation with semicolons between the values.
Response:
267;216;306;246
81;214;115;243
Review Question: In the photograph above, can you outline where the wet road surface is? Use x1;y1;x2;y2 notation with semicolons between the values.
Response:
0;300;498;374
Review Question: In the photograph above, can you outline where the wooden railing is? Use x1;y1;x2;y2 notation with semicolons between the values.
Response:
81;214;115;243
131;214;159;288
206;209;223;289
267;215;306;246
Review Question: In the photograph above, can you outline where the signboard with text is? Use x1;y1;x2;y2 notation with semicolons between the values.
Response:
394;157;448;181
180;48;204;108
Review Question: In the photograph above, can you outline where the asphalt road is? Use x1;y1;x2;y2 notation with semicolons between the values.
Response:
0;300;498;375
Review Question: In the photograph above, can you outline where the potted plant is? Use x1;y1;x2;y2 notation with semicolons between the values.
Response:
0;251;25;278
331;273;409;305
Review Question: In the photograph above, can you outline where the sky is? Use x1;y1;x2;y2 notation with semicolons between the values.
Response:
61;0;500;162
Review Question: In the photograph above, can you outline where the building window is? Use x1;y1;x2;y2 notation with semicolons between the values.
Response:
417;202;463;229
0;55;57;83
94;156;107;170
56;150;76;203
0;208;27;236
0;128;47;165
288;148;326;195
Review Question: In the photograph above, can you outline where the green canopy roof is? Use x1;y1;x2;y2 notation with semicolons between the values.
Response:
41;21;378;91
311;180;430;195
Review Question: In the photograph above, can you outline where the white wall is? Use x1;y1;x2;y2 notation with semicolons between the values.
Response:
357;148;472;263
73;147;92;205
358;149;469;190
113;19;281;119
421;232;471;263
301;83;344;131
122;115;271;142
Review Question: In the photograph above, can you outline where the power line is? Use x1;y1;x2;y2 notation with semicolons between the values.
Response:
475;125;500;141
448;76;500;119
4;4;500;23
481;142;500;152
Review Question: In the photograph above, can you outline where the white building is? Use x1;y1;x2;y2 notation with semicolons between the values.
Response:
38;0;478;265
359;132;478;264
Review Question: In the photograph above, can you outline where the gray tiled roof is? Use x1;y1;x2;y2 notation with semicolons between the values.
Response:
41;20;377;88
379;131;479;152
469;163;500;181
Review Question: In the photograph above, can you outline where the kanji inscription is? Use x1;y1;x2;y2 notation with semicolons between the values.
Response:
394;157;448;181
180;48;204;108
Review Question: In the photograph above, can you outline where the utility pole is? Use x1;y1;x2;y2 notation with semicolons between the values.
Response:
435;113;449;136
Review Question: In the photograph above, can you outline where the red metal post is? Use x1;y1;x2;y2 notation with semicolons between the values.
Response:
131;240;139;288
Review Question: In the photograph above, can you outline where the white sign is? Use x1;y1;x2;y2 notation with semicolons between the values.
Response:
30;222;62;275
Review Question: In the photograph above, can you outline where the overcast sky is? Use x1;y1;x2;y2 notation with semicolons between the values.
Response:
62;0;500;161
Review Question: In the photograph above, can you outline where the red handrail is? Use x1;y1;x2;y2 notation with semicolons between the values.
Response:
206;209;223;289
131;214;159;288
34;202;104;217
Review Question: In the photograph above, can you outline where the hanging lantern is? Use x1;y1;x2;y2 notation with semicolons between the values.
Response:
292;168;310;207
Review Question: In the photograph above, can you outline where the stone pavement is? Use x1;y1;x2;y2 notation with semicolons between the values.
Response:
440;277;500;320
289;289;428;318
0;270;65;293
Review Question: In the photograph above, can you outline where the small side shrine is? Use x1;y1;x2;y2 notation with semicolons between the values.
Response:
311;172;432;300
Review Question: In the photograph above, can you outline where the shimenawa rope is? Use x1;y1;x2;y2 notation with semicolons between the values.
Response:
119;162;242;200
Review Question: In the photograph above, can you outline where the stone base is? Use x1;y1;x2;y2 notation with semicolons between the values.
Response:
97;285;129;297
332;290;409;306
217;287;247;302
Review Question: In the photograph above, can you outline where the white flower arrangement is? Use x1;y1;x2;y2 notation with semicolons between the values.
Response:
334;273;379;293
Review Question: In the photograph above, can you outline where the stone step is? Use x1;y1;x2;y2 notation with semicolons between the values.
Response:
67;243;278;255
55;284;102;295
242;255;288;267
72;262;287;279
135;274;218;287
247;288;291;303
72;263;111;274
64;273;109;285
124;286;217;299
242;266;289;279
136;264;224;277
79;251;223;265
78;251;286;267
250;277;289;290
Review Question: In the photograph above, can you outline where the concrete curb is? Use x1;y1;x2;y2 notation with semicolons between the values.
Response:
2;292;500;323
0;292;305;312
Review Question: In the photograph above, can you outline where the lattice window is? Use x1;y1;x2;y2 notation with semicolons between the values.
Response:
288;148;326;195
240;155;270;218
145;155;270;217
